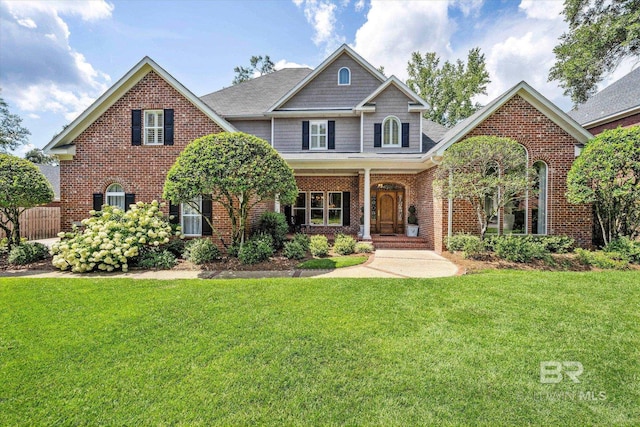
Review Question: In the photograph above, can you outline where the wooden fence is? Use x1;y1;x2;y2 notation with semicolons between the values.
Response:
1;206;61;241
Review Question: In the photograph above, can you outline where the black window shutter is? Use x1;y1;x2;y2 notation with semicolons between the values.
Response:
328;120;335;150
342;192;351;226
201;195;213;236
132;110;142;146
92;193;104;211
164;109;174;145
169;202;180;225
124;193;135;211
302;121;309;150
284;205;292;226
402;123;410;147
374;123;382;147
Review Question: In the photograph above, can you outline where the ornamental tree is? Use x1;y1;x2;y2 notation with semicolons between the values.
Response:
433;136;535;239
567;127;640;245
0;153;54;249
163;132;298;248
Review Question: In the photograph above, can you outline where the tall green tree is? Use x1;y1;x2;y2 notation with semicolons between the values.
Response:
433;136;534;239
406;48;490;127
0;95;30;153
163;132;298;248
567;127;640;245
25;148;57;165
0;154;55;249
549;0;640;105
233;55;275;85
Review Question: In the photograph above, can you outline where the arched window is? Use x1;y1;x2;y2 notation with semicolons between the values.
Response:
105;183;125;210
382;116;401;147
532;161;548;234
338;67;350;85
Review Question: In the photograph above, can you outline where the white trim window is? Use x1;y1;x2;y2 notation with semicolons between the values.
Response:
144;110;164;145
310;192;324;225
181;196;202;237
328;192;342;226
105;183;125;210
310;120;327;150
382;116;401;147
294;192;307;226
338;67;351;85
532;161;548;235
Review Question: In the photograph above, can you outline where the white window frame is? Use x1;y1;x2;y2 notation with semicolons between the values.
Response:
382;116;401;147
310;192;325;226
310;120;328;150
338;67;351;85
294;192;307;226
105;183;125;210
144;110;164;145
327;192;343;226
181;196;202;237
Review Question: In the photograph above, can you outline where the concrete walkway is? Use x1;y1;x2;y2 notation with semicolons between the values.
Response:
2;248;460;280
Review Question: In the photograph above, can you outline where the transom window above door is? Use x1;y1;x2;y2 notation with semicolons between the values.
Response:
310;121;327;150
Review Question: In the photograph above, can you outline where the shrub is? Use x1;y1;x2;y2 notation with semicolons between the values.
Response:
51;201;177;273
164;238;186;258
355;242;374;253
532;235;575;254
333;234;356;255
493;236;547;263
256;211;289;249
292;233;310;252
239;234;274;265
185;238;221;265
309;235;329;257
575;248;629;269
446;234;485;259
137;249;177;269
283;240;306;260
604;237;640;264
8;242;49;265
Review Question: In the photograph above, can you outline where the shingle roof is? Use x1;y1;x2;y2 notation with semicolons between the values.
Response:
37;164;60;200
567;67;640;125
422;120;448;152
200;68;313;117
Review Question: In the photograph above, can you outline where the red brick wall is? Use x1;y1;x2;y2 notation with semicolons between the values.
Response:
587;114;640;135
60;71;226;234
428;94;592;250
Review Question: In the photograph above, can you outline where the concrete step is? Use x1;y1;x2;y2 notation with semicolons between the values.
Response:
368;234;429;249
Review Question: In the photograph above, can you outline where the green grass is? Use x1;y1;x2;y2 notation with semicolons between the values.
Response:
1;272;639;425
297;255;369;269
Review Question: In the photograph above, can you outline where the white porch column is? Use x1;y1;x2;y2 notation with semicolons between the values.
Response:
274;193;280;213
363;168;372;240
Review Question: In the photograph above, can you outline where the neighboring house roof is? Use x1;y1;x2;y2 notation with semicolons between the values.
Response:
568;67;640;127
43;56;236;158
37;164;60;200
200;68;313;118
426;81;593;157
268;44;386;112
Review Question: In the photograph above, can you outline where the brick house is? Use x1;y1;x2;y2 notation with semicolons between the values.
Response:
44;45;593;252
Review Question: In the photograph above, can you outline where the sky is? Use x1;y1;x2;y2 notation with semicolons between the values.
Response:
1;0;637;156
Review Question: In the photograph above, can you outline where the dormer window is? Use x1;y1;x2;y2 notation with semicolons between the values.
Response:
338;67;350;85
382;116;401;147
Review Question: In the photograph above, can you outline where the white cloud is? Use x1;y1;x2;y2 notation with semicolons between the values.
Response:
27;113;40;119
294;0;346;54
519;0;563;20
0;0;112;122
352;1;453;80
354;0;365;12
454;0;483;17
274;59;311;70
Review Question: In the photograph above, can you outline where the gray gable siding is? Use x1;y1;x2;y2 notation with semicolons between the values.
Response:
274;117;360;152
363;85;421;152
280;53;382;110
228;119;271;144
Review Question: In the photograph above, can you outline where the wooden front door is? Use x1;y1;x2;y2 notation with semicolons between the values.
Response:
377;191;396;234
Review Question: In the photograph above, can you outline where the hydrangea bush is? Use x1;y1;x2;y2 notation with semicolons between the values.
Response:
52;201;179;273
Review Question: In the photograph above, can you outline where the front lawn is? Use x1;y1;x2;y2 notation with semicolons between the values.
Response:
297;255;369;269
1;272;638;425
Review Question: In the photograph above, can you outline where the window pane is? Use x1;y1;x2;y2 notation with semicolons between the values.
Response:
182;202;199;215
107;184;123;193
504;199;526;234
311;135;318;149
533;162;547;235
294;209;306;225
318;123;326;134
310;193;323;208
295;193;306;208
183;215;202;236
329;193;341;208
107;195;125;210
310;209;324;225
318;136;326;148
146;112;154;126
157;112;163;125
328;209;341;225
311;123;318;134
